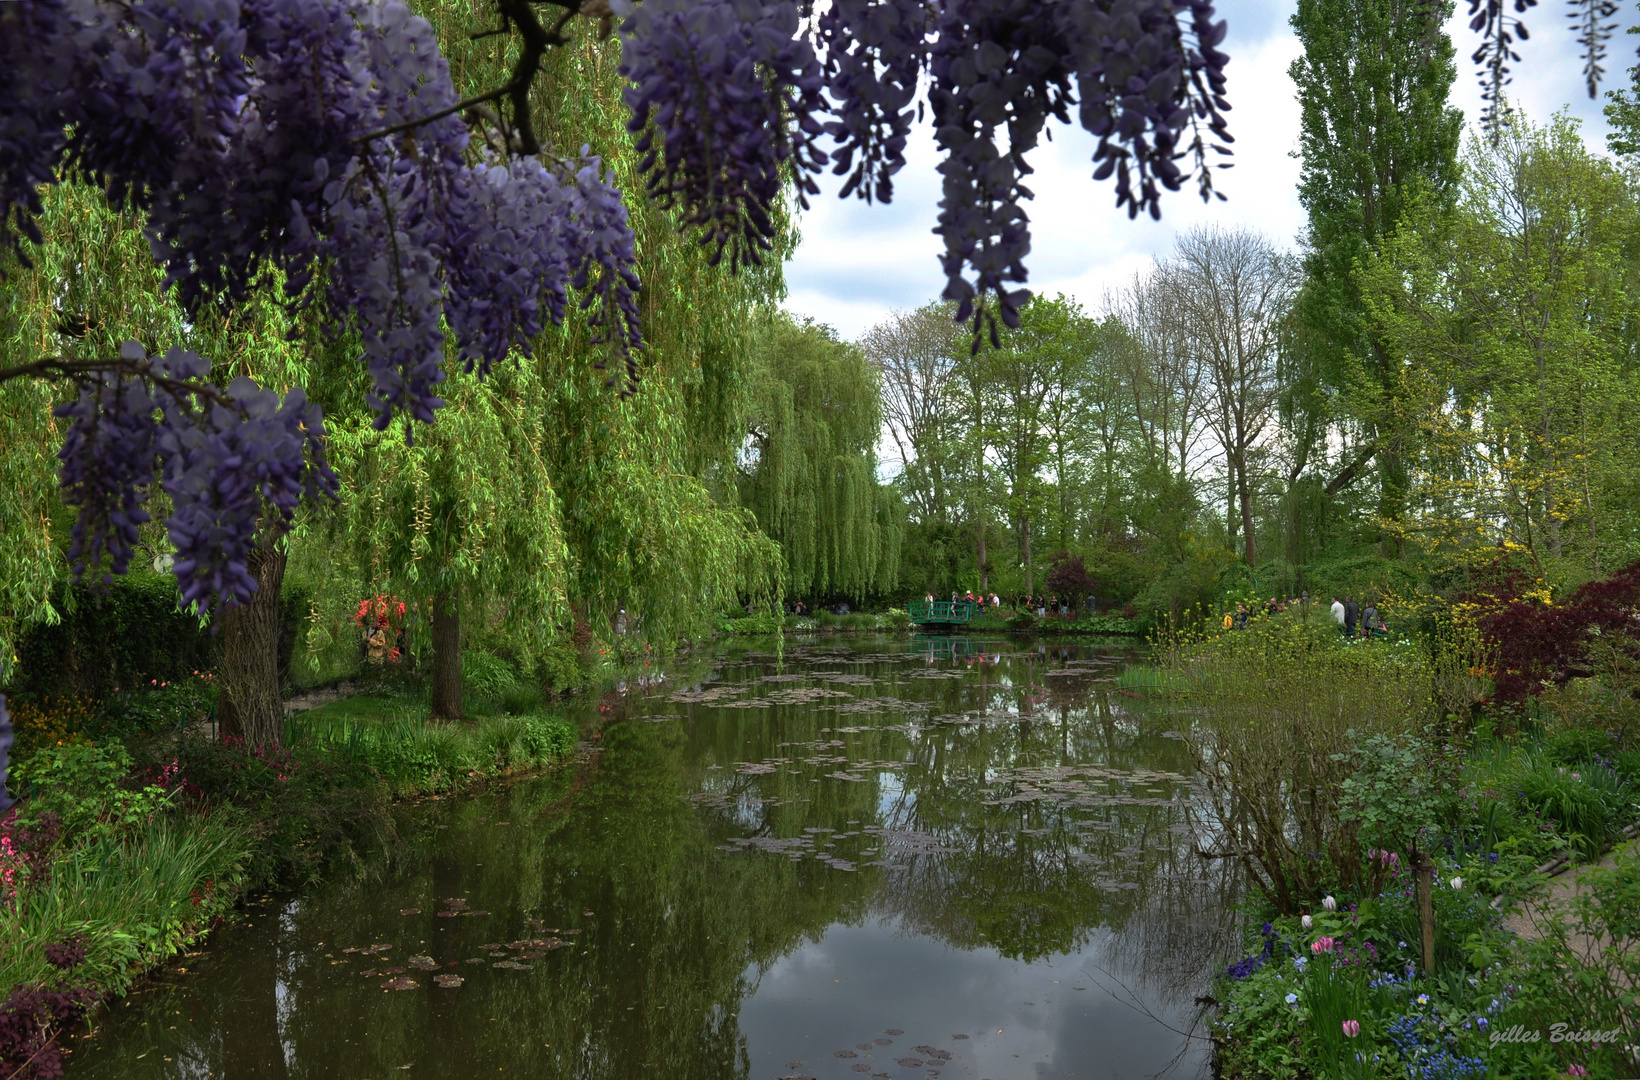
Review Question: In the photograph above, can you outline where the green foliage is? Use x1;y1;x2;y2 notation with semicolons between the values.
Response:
7;573;218;701
285;703;576;798
1173;618;1435;912
738;312;902;602
1336;731;1458;858
1360;114;1640;577
1512;756;1632;861
460;650;520;703
11;742;169;846
0;812;249;998
1498;849;1640;1076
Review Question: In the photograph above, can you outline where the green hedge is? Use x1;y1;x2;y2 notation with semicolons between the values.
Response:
8;573;314;700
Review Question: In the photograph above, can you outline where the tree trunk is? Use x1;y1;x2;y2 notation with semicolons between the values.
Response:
218;545;287;748
976;516;988;593
1021;514;1033;594
1238;463;1258;567
430;588;463;721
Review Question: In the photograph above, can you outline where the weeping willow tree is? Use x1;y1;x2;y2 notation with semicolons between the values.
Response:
0;179;328;742
294;362;570;718
412;1;786;640
737;313;902;603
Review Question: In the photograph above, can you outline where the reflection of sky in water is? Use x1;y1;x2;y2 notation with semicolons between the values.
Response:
64;635;1230;1080
741;918;1207;1080
875;772;908;819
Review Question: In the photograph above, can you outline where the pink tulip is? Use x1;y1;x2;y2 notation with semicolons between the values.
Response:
1341;1020;1360;1038
1311;937;1336;954
1567;1066;1589;1077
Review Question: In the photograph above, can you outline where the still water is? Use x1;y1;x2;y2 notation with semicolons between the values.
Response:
68;635;1241;1080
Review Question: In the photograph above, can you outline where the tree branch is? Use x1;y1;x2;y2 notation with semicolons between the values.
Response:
0;356;238;410
1324;442;1378;497
355;0;590;152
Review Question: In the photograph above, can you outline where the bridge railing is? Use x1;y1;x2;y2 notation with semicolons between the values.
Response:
907;601;979;624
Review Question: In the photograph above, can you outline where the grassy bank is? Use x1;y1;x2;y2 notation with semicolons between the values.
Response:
0;690;576;1071
964;610;1151;636
1174;617;1640;1078
719;608;915;634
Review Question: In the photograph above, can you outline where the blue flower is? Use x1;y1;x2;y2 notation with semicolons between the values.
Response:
1285;993;1298;1005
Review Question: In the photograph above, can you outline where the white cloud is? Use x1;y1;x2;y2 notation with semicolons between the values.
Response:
783;3;1627;341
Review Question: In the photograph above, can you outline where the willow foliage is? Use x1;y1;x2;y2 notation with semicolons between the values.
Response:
0;181;322;673
297;363;570;672
415;0;788;636
738;314;901;602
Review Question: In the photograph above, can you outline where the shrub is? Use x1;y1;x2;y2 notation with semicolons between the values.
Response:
1512;755;1631;860
0;812;248;997
461;650;521;707
1173;619;1435;913
1499;849;1640;1076
9;743;169;849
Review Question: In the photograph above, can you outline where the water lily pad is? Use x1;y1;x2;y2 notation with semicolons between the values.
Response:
463;910;490;917
407;957;438;971
435;911;461;918
951;1034;968;1040
873;1038;892;1046
833;1049;857;1058
381;977;417;991
433;973;462;988
856;1043;874;1050
442;898;470;911
884;1029;904;1036
360;969;377;977
896;1059;924;1068
519;951;546;960
850;1065;872;1074
399;908;420;916
493;960;531;970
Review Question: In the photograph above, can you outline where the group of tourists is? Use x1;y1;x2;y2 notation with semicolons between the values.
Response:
1330;595;1388;639
920;590;1101;619
1219;591;1390;639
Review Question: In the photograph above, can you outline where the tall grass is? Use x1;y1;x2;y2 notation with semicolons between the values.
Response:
286;710;576;796
1168;620;1436;913
0;812;248;994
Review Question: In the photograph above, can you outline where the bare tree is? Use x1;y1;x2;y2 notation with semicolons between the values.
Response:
1108;266;1211;486
861;303;964;525
1171;226;1296;566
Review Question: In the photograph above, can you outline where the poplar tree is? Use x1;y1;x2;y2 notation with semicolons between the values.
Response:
1288;0;1463;548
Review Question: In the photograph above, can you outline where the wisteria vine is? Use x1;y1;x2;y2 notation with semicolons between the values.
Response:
0;0;645;611
0;0;1625;615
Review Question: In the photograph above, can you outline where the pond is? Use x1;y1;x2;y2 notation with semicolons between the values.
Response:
66;635;1242;1080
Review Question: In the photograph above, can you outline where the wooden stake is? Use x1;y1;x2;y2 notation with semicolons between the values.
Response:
1414;846;1435;975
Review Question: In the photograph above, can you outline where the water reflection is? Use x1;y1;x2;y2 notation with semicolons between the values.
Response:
68;636;1237;1080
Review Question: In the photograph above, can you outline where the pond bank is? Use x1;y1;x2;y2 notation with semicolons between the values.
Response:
0;699;578;1076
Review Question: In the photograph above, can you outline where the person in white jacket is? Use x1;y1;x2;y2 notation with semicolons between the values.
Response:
1331;597;1346;625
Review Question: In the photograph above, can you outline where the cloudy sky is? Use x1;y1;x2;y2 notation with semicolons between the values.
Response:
783;1;1624;340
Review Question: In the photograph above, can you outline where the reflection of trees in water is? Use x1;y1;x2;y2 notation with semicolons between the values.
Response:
862;668;1214;963
1096;845;1244;1005
72;642;1228;1080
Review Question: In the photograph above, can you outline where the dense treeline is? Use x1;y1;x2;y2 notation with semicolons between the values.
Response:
878;32;1640;618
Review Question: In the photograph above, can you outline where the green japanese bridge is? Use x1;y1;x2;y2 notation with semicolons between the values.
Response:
907;600;980;629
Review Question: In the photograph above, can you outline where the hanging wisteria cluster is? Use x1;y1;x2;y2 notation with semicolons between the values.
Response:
0;0;643;614
615;0;1231;334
